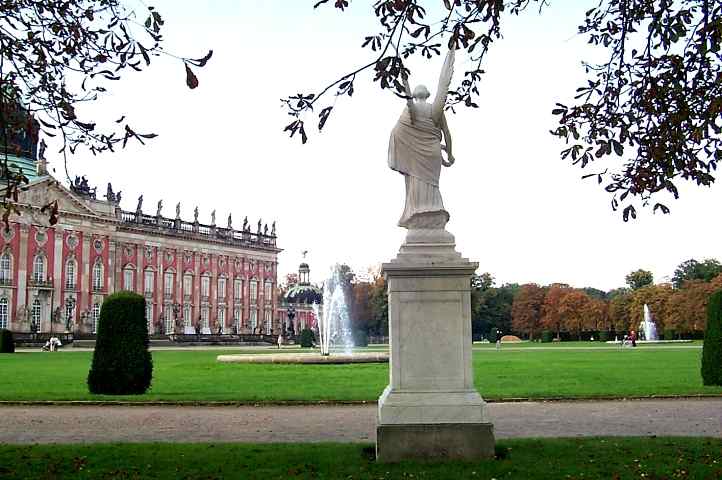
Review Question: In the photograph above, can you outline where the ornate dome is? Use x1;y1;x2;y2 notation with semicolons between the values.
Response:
285;283;322;305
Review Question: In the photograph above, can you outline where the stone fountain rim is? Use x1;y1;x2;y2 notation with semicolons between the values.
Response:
217;351;389;364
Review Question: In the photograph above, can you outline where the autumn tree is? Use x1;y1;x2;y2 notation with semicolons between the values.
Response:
625;269;654;290
1;1;211;223
585;297;610;333
559;290;592;340
511;283;546;340
541;283;572;339
350;280;372;333
608;288;632;333
287;1;722;219
672;259;722;289
367;274;389;336
666;280;716;335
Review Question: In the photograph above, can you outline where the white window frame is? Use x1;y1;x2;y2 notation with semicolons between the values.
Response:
144;269;155;296
233;278;242;300
183;304;191;328
0;298;8;329
250;280;257;303
183;273;193;296
250;308;257;332
265;309;272;335
201;306;209;329
218;307;225;332
164;271;174;296
233;308;240;331
164;305;173;334
123;267;134;291
201;275;210;298
0;252;12;284
218;277;226;301
145;302;153;333
31;298;41;332
92;261;103;291
32;255;46;283
65;259;77;290
92;303;100;333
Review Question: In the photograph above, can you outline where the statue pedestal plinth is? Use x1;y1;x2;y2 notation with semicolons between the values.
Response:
376;234;495;462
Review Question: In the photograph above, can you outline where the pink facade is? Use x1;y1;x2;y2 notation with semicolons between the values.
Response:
0;174;281;336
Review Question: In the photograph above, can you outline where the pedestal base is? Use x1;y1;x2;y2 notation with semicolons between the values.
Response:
376;423;495;462
377;230;495;462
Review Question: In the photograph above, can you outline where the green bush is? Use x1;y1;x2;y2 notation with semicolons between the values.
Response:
353;329;368;347
87;292;153;395
489;327;499;343
663;329;676;340
0;329;14;353
541;330;553;343
701;290;722;386
598;331;609;342
298;328;315;348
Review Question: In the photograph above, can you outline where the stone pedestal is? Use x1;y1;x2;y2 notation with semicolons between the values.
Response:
376;230;495;462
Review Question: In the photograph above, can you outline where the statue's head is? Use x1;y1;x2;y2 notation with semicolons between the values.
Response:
412;85;430;101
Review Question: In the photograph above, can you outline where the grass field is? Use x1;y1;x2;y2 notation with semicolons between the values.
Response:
1;344;720;402
0;438;720;479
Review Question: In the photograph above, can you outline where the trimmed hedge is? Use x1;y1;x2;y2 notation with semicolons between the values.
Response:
701;290;722;386
0;328;14;353
298;328;315;348
598;331;609;342
541;330;553;343
87;292;153;395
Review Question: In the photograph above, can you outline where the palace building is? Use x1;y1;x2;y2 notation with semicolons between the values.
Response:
1;114;281;337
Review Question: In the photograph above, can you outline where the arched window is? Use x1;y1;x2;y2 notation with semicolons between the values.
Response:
31;299;41;332
92;261;103;291
183;273;193;297
65;259;77;289
123;266;135;291
0;252;12;284
164;271;174;297
218;277;226;301
0;298;8;329
201;274;210;299
32;255;46;283
249;280;258;303
92;303;100;333
144;268;155;295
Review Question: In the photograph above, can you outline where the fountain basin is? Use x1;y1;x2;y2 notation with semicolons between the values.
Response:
217;352;389;364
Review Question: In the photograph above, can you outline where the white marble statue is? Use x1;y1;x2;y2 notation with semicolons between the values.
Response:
389;48;456;231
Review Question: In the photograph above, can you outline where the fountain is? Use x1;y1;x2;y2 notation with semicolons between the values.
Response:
314;264;354;356
640;304;658;341
217;264;387;365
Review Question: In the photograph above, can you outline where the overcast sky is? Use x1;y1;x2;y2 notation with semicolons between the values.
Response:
50;0;721;291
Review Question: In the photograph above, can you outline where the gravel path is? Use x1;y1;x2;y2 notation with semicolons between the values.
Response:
1;399;720;444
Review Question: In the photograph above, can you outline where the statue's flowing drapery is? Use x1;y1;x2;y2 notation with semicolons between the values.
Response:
388;108;448;228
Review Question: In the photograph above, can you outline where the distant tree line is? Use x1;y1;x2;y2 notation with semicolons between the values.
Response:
331;258;722;341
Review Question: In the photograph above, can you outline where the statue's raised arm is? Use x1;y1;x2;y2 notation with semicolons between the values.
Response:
431;48;455;126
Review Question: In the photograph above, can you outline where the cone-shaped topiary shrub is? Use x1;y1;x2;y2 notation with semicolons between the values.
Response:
701;290;722;386
0;328;14;353
298;328;315;348
88;292;153;394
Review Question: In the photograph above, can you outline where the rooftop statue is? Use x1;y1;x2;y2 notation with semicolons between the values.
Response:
193;206;199;223
175;202;181;219
136;195;143;213
388;47;456;232
227;213;232;230
271;221;276;236
156;199;163;217
211;209;216;226
243;216;249;232
264;223;268;236
257;219;262;234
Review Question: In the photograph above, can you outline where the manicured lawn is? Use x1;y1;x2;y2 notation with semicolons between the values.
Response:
0;438;720;479
0;345;720;402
